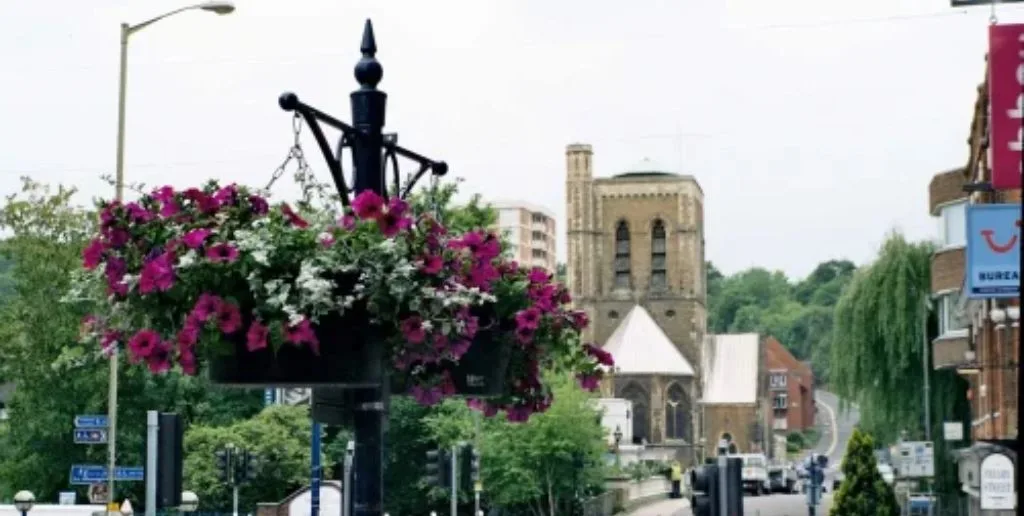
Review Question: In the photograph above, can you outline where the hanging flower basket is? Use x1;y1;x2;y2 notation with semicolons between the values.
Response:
69;180;613;420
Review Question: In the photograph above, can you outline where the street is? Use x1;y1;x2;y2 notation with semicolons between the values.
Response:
673;494;833;516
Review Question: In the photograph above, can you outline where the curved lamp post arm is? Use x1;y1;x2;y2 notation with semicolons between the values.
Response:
127;1;234;36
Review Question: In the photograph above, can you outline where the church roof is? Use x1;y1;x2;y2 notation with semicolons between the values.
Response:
702;333;760;404
613;157;679;179
602;305;696;376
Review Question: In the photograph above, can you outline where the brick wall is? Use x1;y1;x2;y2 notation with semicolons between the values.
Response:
763;337;815;432
930;248;965;293
704;404;761;454
928;168;968;214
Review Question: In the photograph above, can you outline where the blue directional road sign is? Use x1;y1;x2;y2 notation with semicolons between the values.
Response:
74;415;109;428
73;428;108;444
69;465;144;485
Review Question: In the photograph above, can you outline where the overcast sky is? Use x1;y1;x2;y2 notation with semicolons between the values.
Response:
3;0;1022;279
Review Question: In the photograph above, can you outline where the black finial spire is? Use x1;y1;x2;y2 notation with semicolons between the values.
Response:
354;19;382;89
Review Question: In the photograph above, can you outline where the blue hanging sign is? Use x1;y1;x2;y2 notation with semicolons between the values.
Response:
965;203;1021;299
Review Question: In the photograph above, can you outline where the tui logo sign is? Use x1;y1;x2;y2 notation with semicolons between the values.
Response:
965;204;1022;299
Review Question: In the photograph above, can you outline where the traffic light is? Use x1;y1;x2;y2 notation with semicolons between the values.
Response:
215;447;234;484
689;464;720;516
243;449;260;482
425;448;451;488
461;445;480;492
156;412;183;509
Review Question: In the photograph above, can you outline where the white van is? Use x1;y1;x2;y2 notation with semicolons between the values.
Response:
736;453;771;496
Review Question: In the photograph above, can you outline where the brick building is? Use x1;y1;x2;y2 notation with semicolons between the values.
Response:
491;200;558;272
931;65;1020;516
701;333;771;458
763;336;815;433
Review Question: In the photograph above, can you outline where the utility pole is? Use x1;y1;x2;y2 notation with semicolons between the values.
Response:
450;444;459;516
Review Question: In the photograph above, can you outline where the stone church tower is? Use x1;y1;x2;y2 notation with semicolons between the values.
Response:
565;143;708;463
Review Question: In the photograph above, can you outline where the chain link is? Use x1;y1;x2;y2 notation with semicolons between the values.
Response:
989;0;998;24
265;112;305;191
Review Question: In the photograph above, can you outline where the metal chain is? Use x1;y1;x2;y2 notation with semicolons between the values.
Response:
265;112;306;191
989;0;998;24
430;172;443;220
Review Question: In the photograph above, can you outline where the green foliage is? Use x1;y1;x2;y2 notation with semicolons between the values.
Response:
829;429;899;516
183;404;314;512
406;178;496;233
706;259;856;383
829;232;968;491
419;373;607;515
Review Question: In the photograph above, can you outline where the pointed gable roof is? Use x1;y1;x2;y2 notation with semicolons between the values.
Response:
702;333;760;404
602;305;696;376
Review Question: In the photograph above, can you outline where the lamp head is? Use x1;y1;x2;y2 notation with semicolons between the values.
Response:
199;1;235;15
13;491;35;512
180;491;199;513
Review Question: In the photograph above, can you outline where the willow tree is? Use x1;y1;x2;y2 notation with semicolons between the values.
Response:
830;231;969;490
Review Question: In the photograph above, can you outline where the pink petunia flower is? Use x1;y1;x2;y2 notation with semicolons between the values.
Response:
127;329;161;361
139;253;175;294
206;243;240;263
280;204;309;228
100;330;120;357
419;254;443;275
285;318;319;354
246;320;270;352
82;239;105;270
339;214;356;230
577;372;602;392
216;301;242;334
182;229;212;249
248;195;270;215
351;191;385;220
514;308;542;331
400;315;426;344
190;293;222;323
146;341;173;374
178;344;197;376
584;343;615;367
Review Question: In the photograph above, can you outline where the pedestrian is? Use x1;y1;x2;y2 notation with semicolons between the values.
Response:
670;461;683;498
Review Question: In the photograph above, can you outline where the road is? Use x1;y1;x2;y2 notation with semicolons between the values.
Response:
665;494;833;516
812;390;859;490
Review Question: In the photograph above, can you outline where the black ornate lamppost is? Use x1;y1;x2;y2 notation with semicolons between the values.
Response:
277;20;448;516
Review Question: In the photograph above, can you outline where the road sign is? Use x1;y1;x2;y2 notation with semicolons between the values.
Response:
70;465;145;485
894;441;934;478
980;453;1015;510
58;492;76;505
943;421;964;441
74;415;109;428
74;428;109;444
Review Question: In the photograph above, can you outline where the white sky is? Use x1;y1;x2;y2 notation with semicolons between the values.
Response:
3;0;1023;279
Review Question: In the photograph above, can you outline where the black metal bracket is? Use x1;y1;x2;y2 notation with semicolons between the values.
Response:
278;92;448;207
963;181;995;193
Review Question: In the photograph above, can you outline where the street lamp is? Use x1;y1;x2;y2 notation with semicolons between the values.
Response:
180;491;199;513
613;425;623;466
13;490;34;516
106;3;234;514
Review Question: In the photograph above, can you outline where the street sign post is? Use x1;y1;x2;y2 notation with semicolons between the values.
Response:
70;465;145;485
74;429;109;444
980;453;1015;510
894;441;935;478
74;415;109;429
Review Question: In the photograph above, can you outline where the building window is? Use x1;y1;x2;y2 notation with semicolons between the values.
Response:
621;383;648;444
665;383;690;441
936;291;968;336
937;201;966;249
773;393;788;410
614;221;631;289
769;373;788;390
650;220;667;290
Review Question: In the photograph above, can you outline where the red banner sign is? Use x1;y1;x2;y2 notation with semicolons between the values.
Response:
988;23;1023;190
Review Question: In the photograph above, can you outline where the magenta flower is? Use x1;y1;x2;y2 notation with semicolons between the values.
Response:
159;199;180;218
320;234;336;248
104;228;129;248
145;341;173;374
178;344;197;375
213;184;239;206
351;191;385;220
182;229;212;249
449;339;471;359
82;239;105;270
419;254;443;275
246;320;270;352
206;243;239;263
248;195;269;215
139;253;175;294
401;315;426;344
584;343;615;367
577;372;602;392
100;330;120;357
127;329;161;361
339;214;356;230
152;186;175;203
280;204;309;228
190;293;222;323
125;202;153;224
506;405;532;423
568;310;589;330
177;324;199;348
514;308;542;331
411;385;443;406
216;301;242;334
527;267;550;284
377;210;413;238
285;318;319;354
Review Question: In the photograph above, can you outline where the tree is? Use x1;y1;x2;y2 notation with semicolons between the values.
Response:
829;428;899;516
183;404;315;512
829;232;968;490
422;374;607;515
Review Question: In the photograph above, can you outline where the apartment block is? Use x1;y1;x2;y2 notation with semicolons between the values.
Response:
492;200;557;272
763;337;815;434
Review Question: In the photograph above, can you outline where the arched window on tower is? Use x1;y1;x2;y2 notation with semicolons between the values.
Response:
650;220;667;290
620;383;648;444
614;221;631;289
665;383;690;441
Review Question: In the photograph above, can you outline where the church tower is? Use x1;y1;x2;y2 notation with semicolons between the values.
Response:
565;143;596;303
